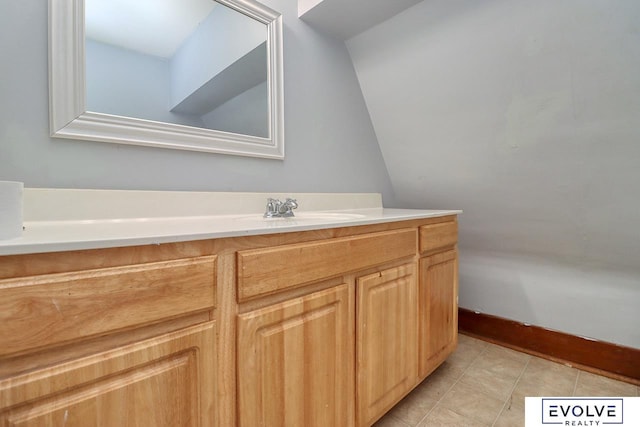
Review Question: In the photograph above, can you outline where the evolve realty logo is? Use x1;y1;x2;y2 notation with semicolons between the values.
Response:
526;397;640;427
542;398;622;425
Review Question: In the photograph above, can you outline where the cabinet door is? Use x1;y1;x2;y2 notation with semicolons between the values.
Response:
0;322;216;427
356;264;417;427
237;285;354;427
419;250;458;380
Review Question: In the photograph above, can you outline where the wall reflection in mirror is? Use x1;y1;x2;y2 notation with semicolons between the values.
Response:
85;0;269;138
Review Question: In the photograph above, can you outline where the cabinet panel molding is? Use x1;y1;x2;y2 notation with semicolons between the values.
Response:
357;263;418;426
0;256;216;356
0;322;216;426
418;250;458;379
237;229;417;301
237;285;354;427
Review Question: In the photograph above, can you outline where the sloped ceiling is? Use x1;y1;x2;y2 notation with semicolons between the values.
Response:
346;0;640;346
347;0;640;272
298;0;422;41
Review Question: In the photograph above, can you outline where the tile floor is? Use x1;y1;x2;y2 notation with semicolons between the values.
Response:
374;333;639;426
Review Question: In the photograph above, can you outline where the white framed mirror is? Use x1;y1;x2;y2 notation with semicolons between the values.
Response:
49;0;284;159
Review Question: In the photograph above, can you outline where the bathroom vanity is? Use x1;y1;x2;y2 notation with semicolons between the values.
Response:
0;190;460;427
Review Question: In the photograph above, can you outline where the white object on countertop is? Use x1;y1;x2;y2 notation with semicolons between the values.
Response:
0;181;23;240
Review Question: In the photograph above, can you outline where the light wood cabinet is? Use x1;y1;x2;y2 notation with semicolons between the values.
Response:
237;285;354;427
417;219;459;382
0;254;217;427
0;215;458;427
236;229;416;301
418;250;458;380
0;323;216;426
235;228;416;427
356;264;418;426
0;257;216;355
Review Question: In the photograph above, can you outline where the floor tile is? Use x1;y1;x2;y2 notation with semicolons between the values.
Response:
446;341;484;372
459;364;519;401
574;371;638;397
417;404;488;427
493;397;525;427
470;348;529;379
372;412;411;427
482;342;532;364
415;361;462;401
374;336;637;426
458;333;490;351
433;358;467;381
438;381;505;425
519;357;578;388
510;357;578;405
386;385;438;426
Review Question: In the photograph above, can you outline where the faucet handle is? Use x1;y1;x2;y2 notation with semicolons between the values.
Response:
284;198;298;208
277;198;298;217
264;198;281;217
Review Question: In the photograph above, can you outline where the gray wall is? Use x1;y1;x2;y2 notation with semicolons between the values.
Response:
86;39;205;127
169;2;265;108
0;0;395;205
347;0;640;347
202;82;268;137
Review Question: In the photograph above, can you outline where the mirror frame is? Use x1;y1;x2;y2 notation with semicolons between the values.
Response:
48;0;284;159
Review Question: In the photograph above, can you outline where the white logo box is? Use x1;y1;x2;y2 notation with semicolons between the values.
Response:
526;397;640;427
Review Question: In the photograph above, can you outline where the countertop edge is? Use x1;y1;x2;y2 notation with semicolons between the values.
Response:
0;209;462;256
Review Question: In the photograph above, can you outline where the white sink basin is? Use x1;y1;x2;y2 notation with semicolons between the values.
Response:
235;212;367;222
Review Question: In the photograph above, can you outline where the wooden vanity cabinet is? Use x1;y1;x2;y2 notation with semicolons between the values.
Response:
235;229;416;427
0;252;218;427
356;263;418;427
418;220;459;380
0;323;216;427
237;285;354;427
355;218;458;426
0;214;459;427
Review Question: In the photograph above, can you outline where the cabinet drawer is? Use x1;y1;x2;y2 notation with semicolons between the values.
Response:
0;256;216;356
237;229;417;301
419;221;457;253
0;322;216;426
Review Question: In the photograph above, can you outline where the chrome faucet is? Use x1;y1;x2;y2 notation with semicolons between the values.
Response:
263;198;298;218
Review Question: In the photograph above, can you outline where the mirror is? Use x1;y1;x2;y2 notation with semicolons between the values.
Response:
49;0;284;159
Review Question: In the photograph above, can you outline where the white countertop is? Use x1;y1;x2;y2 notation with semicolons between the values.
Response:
0;189;461;255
